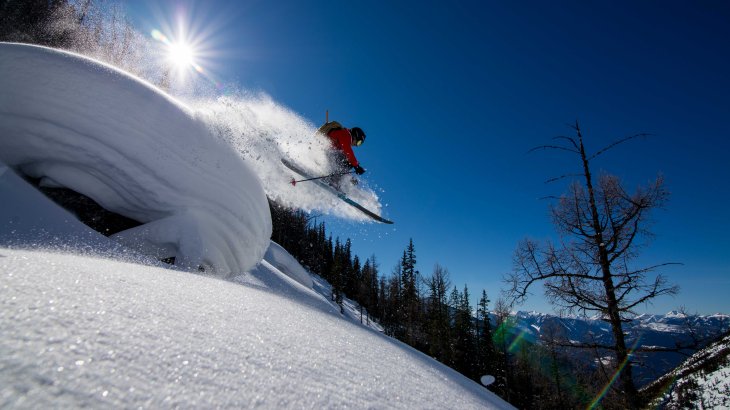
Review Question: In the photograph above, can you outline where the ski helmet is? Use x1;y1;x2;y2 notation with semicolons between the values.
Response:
351;127;366;146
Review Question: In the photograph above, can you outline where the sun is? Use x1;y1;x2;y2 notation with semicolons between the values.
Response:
148;6;224;91
167;41;195;69
151;29;199;76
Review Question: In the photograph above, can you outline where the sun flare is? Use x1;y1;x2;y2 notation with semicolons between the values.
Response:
149;7;223;91
168;42;195;69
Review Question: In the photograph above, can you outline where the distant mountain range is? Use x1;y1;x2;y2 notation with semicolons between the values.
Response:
502;311;729;387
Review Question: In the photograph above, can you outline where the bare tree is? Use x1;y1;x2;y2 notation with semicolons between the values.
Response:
505;122;679;409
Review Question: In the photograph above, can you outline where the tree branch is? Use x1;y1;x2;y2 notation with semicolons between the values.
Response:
552;135;579;150
588;133;651;161
528;144;580;155
545;173;583;184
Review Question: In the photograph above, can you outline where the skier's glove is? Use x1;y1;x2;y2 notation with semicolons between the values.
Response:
354;165;366;175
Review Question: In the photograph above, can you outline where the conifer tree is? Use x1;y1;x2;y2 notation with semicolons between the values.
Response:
330;238;344;312
359;258;372;324
350;254;361;305
367;256;380;320
476;290;496;378
384;264;403;337
378;275;387;326
357;256;380;325
400;239;419;346
323;234;334;281
452;285;476;378
424;263;452;364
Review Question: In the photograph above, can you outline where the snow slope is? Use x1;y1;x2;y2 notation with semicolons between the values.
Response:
643;333;730;409
0;140;508;409
0;42;271;276
0;248;511;409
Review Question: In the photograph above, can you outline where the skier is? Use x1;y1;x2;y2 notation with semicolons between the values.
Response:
317;121;366;185
282;119;392;223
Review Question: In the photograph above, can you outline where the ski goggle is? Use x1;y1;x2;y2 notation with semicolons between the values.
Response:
354;138;363;146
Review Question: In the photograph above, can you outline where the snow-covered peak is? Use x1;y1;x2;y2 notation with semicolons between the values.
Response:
513;310;547;319
665;310;688;318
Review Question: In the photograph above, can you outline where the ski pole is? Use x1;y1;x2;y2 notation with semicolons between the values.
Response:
290;170;353;186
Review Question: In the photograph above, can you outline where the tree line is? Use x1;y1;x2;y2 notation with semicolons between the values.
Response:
270;201;592;409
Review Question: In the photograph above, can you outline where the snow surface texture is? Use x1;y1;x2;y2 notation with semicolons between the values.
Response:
690;365;730;409
259;241;314;289
0;248;512;409
0;43;271;276
0;177;499;406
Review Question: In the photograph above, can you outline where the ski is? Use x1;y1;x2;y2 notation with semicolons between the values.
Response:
281;158;394;224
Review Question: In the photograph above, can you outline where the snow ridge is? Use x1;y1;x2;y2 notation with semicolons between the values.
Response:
643;333;730;408
0;42;271;276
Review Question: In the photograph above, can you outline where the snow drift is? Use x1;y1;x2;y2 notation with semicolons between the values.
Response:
0;164;150;259
0;42;271;276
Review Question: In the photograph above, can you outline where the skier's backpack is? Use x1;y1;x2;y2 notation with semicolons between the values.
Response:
317;121;343;136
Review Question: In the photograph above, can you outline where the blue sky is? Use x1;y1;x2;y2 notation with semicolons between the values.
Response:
124;1;730;315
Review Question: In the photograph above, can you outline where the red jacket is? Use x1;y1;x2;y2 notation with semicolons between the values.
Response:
327;128;359;167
